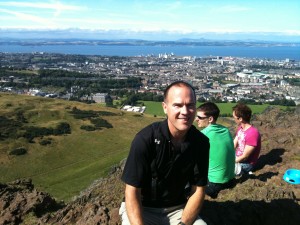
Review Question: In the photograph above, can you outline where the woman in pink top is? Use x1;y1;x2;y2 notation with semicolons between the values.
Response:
232;103;261;175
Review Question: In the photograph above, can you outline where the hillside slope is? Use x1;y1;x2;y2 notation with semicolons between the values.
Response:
1;104;300;225
0;93;161;201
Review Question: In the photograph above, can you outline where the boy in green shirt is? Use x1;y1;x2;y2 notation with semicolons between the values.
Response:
196;102;235;198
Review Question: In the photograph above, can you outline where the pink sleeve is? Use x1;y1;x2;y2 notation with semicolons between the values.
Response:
245;127;260;147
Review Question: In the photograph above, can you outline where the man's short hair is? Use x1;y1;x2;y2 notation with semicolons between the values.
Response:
197;102;220;121
163;80;195;102
232;103;252;123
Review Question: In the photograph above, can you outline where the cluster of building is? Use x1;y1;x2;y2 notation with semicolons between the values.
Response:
0;52;299;105
121;105;146;113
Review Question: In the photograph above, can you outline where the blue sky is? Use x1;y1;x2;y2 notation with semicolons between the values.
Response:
0;0;299;41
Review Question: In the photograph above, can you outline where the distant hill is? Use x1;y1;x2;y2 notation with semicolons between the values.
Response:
1;37;299;47
1;28;300;42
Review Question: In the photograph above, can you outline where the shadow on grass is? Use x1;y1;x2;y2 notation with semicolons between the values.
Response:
201;198;300;225
209;149;285;198
254;171;279;182
207;170;280;199
255;148;285;171
234;171;279;185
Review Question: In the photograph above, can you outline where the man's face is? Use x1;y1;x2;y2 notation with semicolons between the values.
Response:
195;111;210;128
162;85;196;136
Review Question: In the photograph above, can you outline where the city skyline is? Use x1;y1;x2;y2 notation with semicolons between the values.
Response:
0;0;300;41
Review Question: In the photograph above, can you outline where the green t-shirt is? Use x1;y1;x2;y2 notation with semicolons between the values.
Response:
201;124;235;183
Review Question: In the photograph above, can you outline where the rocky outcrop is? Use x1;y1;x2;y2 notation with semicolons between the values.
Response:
0;107;299;225
0;179;61;225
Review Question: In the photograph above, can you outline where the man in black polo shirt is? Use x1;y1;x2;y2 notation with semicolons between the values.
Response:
119;81;209;225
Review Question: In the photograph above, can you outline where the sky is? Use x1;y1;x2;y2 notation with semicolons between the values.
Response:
0;0;300;41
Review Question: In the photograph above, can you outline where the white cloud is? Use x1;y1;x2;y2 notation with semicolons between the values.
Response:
0;8;56;27
212;5;251;13
0;1;84;17
165;1;182;10
0;1;83;10
282;30;300;36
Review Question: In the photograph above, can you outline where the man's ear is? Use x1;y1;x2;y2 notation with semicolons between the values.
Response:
208;116;214;123
162;102;167;114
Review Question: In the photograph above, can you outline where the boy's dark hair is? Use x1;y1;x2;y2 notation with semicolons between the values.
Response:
197;102;220;121
232;103;252;123
163;81;195;102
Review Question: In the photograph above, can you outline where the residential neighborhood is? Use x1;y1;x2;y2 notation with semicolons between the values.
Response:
0;52;299;106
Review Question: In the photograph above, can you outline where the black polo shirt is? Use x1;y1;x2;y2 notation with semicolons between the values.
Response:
121;119;209;207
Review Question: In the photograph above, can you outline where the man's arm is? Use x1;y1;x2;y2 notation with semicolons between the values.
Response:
125;184;144;225
235;145;255;163
180;185;206;225
233;136;238;149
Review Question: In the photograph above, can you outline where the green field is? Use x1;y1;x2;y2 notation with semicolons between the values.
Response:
0;93;161;201
140;101;289;117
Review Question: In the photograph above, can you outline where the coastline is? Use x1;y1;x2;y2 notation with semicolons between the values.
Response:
1;44;299;60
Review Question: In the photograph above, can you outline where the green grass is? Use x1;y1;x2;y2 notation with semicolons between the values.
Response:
140;101;291;117
0;93;160;201
213;102;269;115
138;101;165;117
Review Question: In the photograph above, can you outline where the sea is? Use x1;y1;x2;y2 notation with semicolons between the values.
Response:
0;44;299;60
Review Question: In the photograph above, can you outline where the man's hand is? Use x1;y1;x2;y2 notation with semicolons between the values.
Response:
180;185;206;225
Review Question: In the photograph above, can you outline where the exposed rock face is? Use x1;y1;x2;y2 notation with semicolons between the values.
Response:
0;179;61;225
1;107;299;225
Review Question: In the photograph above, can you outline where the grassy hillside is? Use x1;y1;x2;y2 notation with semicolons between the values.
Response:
0;93;161;201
